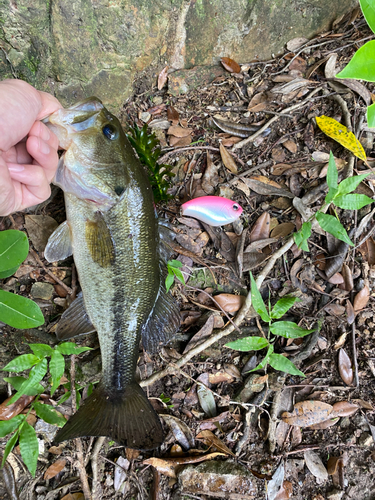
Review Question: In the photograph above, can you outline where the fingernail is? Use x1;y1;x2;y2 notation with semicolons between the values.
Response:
8;164;25;172
39;140;50;155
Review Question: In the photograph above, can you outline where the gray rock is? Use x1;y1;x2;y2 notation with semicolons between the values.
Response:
35;419;59;442
30;282;54;301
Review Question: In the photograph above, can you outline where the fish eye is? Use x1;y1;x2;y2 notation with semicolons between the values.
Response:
232;203;240;211
102;124;118;140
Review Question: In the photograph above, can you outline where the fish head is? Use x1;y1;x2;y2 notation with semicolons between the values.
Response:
44;97;131;209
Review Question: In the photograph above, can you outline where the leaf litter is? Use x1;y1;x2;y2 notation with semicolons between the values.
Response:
1;7;375;500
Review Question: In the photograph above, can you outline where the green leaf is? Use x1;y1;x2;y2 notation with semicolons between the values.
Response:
2;431;19;467
0;290;44;329
315;212;353;246
293;222;311;252
0;266;20;279
225;336;269;352
250;272;270;322
0;415;24;438
171;267;185;285
4;377;44;396
28;344;53;359
50;350;65;396
19;422;39;476
56;343;92;356
33;402;66;427
271;297;299;319
333;194;373;210
336;40;375;82
2;354;40;372
57;391;71;406
337;173;369;196
270;321;315;338
360;0;375;33
367;102;375;128
0;230;29;274
9;358;48;405
268;353;305;377
168;260;183;268
165;273;174;293
250;344;274;372
326;151;338;190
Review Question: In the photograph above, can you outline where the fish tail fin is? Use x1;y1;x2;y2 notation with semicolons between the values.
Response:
54;382;163;450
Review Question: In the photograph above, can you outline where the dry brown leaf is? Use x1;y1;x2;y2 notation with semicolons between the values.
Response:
0;395;34;421
270;222;295;239
160;414;194;450
233;179;251;197
183;315;215;354
308;417;340;430
167;125;192;137
338;348;353;386
143;452;226;478
202;153;220;194
289;56;307;74
158;66;168;90
275;420;290;448
327;272;344;284
331;401;359;417
44;458;67;480
346;300;355;326
220;57;241;73
286;37;308;51
365;237;375;265
291;426;302;447
353;285;370;312
48;445;65;455
281;400;333;427
314;253;326;270
249;212;270;242
282;139;298;153
334;331;348;350
167;105;180;125
61;494;84;500
272;163;294;175
219;143;238;174
208;371;234;384
324;304;346;316
214;293;245;313
248;91;268;110
304;450;328;481
196;429;235;456
341;263;353;291
242;252;267;272
25;215;59;253
169;135;192;147
353;399;373;410
244;176;293;198
274;480;293;500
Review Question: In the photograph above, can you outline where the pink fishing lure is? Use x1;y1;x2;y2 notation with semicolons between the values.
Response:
181;196;243;226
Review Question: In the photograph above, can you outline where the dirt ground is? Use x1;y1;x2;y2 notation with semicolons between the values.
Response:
1;6;375;500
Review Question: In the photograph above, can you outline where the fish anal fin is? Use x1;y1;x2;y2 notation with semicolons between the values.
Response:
85;212;115;267
44;221;73;263
142;287;180;354
54;382;163;450
56;292;96;341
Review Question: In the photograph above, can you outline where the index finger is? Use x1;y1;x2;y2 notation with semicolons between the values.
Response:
36;90;63;121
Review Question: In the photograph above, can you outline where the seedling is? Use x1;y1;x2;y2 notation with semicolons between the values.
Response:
225;273;315;377
0;230;44;329
293;152;373;251
127;123;175;203
0;342;92;476
165;259;186;292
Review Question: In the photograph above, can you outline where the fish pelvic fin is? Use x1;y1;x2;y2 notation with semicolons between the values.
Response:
54;382;163;450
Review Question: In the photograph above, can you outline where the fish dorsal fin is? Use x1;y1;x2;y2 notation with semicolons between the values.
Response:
56;291;96;341
85;212;115;267
44;221;73;263
142;284;180;353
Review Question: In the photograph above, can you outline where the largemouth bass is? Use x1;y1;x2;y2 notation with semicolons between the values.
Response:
44;97;180;450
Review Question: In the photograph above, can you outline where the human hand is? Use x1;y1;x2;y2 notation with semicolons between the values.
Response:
0;79;62;216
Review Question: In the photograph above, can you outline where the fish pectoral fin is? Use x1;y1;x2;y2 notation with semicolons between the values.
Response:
85;212;115;267
56;291;96;340
142;286;180;354
54;382;163;450
44;221;73;263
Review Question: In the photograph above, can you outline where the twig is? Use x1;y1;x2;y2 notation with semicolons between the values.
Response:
29;248;73;295
140;237;295;388
159;145;245;167
91;436;106;500
233;87;323;150
352;322;359;388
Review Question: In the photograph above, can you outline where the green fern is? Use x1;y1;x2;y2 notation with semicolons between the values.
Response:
127;124;174;203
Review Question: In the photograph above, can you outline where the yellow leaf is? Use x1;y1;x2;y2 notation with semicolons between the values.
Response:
316;116;366;162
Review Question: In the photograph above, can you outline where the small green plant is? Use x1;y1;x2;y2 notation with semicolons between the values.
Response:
165;259;186;292
127;123;175;203
225;273;315;377
0;342;92;476
159;392;174;409
336;0;375;126
293;152;373;251
0;230;44;329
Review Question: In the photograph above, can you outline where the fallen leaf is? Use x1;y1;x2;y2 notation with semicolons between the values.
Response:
44;458;67;480
208;371;234;384
197;374;216;418
267;462;285;500
346;300;356;326
61;494;84;500
334;331;348;350
183;315;215;354
274;480;293;500
242;252;267;272
167;125;193;137
167;105;180;125
314;253;326;270
244;176;293;198
289;56;307;74
276;420;290;448
143;452;226;478
169;135;192;147
324;304;346;316
291;426;302;447
315;116;367;162
308;417;340;430
331;401;359;417
286;37;308;51
199;410;232;431
365;237;375;265
282;400;333;427
338;348;353;385
161;414;195;450
270;222;295;239
324;53;338;79
196;430;235;456
25;215;59;253
219;143;238;174
353;399;373;410
327;272;344;284
158;65;168;90
341;263;353;291
353;285;370;312
0;395;34;421
282;139;298;154
214;293;245;313
249;212;270;242
304;450;328;481
221;57;241;73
